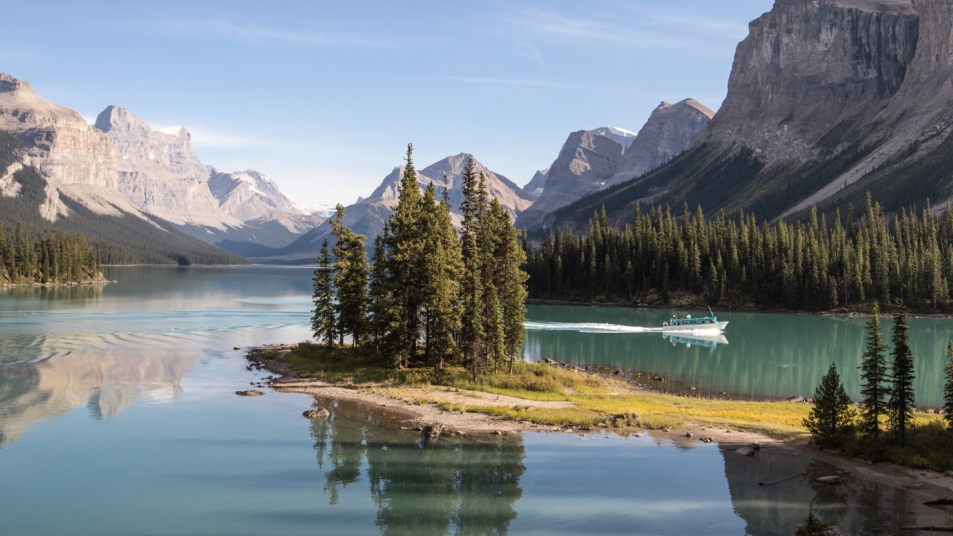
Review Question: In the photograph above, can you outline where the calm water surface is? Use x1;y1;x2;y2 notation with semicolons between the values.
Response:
1;266;950;535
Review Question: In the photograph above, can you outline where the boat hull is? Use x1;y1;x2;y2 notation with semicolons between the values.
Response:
660;321;728;333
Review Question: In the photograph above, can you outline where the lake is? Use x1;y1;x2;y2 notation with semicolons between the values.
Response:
0;266;949;535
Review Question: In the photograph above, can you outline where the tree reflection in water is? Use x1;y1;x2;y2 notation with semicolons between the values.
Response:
310;399;525;535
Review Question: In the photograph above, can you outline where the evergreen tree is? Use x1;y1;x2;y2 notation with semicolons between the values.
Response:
459;157;486;380
859;303;889;449
420;183;462;373
385;144;427;368
888;303;916;445
944;342;953;431
330;204;370;346
487;199;528;372
368;229;393;351
311;241;337;351
803;363;855;446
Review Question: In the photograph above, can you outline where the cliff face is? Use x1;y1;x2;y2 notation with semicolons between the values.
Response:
694;0;919;161
0;75;119;190
546;0;953;230
95;106;231;228
515;131;626;230
517;100;713;231
609;99;714;186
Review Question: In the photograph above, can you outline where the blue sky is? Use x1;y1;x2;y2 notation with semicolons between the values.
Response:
1;1;774;207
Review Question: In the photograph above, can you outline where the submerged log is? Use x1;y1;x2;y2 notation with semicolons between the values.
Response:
924;497;953;506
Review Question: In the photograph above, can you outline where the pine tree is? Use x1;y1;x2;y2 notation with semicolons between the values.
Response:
888;303;916;445
330;204;370;346
859;302;889;449
311;240;337;351
803;363;855;446
944;342;953;431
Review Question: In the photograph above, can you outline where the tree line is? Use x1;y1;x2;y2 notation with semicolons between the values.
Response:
311;146;528;378
805;303;953;468
0;222;102;284
524;196;953;312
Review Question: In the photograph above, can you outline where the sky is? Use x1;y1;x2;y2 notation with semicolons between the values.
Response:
1;1;774;208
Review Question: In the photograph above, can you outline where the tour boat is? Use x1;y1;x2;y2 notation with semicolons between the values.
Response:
661;309;728;333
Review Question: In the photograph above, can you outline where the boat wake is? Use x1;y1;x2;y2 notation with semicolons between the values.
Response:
524;322;662;334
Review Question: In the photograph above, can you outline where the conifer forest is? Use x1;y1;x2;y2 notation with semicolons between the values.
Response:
311;147;528;378
0;222;102;285
524;196;953;312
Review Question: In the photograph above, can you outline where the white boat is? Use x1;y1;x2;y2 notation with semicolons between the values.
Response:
661;311;728;334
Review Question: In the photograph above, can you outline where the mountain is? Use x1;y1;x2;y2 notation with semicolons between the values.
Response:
515;131;626;230
590;126;637;147
94;105;321;251
0;75;245;264
607;100;714;186
260;153;535;263
546;0;953;231
523;169;549;197
515;101;713;230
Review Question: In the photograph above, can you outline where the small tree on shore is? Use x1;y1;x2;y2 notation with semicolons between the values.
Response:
859;303;889;451
804;363;855;446
943;342;953;431
888;303;916;446
311;241;337;352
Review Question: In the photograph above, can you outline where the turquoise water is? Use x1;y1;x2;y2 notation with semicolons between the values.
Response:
525;305;953;407
0;266;950;534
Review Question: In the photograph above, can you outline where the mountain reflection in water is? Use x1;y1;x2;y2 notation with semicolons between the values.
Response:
310;399;525;536
0;341;193;444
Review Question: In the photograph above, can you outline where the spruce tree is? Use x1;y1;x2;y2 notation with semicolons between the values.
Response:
888;303;916;445
459;157;486;380
944;342;953;431
803;363;855;446
487;199;528;372
385;144;427;368
859;303;889;449
330;204;370;346
420;183;461;373
368;230;389;348
311;240;337;352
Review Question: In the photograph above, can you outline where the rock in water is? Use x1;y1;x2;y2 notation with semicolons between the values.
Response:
422;424;443;440
734;446;756;457
236;390;265;397
816;476;843;485
303;408;330;420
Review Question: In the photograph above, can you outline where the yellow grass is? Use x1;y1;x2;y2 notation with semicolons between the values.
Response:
272;343;814;437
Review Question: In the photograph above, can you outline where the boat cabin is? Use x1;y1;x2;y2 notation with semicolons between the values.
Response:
663;314;718;327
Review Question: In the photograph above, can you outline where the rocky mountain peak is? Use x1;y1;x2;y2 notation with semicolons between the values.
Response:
591;126;638;147
0;73;37;95
94;105;150;136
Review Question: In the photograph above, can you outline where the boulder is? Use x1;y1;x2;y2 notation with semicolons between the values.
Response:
303;408;330;420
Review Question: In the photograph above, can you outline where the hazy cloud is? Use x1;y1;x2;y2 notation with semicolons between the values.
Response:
442;76;574;88
516;41;544;66
160;19;388;47
184;126;277;150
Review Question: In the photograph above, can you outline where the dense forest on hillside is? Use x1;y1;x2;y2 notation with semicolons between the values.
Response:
0;222;101;284
524;198;953;312
0;130;248;265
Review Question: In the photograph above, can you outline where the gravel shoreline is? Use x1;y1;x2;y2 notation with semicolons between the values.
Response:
244;344;953;503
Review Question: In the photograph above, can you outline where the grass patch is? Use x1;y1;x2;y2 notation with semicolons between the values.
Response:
271;342;814;435
835;416;953;473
